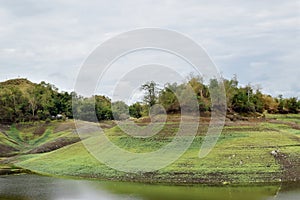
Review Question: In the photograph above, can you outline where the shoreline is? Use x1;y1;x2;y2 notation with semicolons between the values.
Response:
1;114;299;186
0;168;290;187
1;163;298;186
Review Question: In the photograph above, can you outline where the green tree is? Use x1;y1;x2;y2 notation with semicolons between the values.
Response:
286;97;298;113
141;81;158;107
232;85;256;113
95;95;113;120
111;101;129;120
223;75;238;111
129;102;143;118
159;83;180;113
276;95;287;114
187;75;210;111
0;86;28;123
54;92;73;118
75;97;97;122
27;87;39;119
252;89;264;113
209;78;226;111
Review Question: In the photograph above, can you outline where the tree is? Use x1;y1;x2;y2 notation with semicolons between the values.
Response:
74;97;97;122
141;81;158;107
95;95;113;120
262;94;278;113
276;95;287;114
159;83;180;113
223;75;238;111
252;89;264;113
54;92;73;118
129;102;143;118
232;86;255;113
187;75;210;111
27;87;39;119
209;78;226;111
0;86;28;123
286;97;298;113
111;101;129;120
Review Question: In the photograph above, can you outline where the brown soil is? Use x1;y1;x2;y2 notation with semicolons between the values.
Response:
53;121;116;134
32;125;47;136
0;167;32;175
16;123;48;136
0;144;18;157
28;137;80;154
53;121;76;133
276;152;300;182
0;125;10;132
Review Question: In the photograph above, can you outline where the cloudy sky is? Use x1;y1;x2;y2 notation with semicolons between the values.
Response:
0;0;299;98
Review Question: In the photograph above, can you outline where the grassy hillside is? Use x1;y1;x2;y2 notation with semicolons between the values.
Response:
0;78;75;124
0;78;36;94
2;114;297;184
0;122;77;155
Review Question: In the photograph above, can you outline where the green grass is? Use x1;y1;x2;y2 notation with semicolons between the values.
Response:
0;121;81;154
14;117;300;184
17;141;124;178
0;131;18;148
7;125;23;144
266;113;300;124
29;129;52;145
0;116;298;184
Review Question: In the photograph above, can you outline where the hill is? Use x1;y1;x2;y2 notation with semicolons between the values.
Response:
1;77;299;125
0;114;299;184
0;78;36;93
0;78;73;124
0;78;299;183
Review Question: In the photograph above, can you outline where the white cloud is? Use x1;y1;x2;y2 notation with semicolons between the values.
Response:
0;0;299;98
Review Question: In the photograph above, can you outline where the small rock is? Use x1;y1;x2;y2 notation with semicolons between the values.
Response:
270;149;279;157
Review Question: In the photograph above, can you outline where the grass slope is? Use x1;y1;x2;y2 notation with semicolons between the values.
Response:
13;114;300;184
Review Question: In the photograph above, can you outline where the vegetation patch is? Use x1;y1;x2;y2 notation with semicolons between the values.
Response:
0;144;18;157
28;136;81;154
10;115;300;184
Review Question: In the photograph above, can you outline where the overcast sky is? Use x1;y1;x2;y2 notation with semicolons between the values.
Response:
0;0;299;98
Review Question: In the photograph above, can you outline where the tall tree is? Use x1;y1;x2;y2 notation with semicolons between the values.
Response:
141;81;158;107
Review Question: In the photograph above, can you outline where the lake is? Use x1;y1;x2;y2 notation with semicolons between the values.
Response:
0;174;299;200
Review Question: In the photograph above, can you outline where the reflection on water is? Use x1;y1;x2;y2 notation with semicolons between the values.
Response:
0;174;299;200
270;183;300;200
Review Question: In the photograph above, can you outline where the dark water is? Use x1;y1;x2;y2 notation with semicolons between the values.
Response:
0;174;299;200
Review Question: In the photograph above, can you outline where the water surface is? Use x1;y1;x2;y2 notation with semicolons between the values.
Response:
0;174;299;200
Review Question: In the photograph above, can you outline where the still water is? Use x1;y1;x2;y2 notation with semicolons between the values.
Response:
0;174;299;200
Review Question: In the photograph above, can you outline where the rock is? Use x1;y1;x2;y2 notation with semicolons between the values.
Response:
271;149;279;157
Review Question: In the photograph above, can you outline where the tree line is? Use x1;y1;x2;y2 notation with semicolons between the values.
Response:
0;77;299;124
133;75;299;118
0;79;73;124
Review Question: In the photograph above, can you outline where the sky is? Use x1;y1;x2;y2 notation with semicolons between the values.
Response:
0;0;299;99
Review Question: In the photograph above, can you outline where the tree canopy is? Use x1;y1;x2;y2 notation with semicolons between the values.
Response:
0;77;299;124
